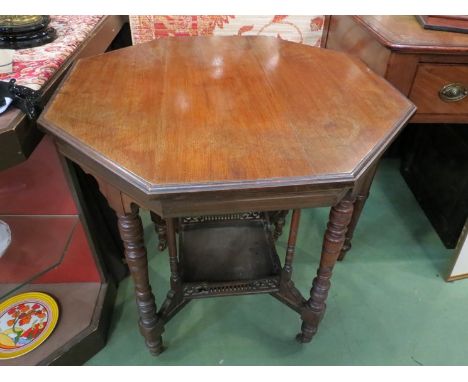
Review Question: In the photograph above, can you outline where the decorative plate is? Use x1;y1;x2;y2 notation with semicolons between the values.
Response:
0;292;59;359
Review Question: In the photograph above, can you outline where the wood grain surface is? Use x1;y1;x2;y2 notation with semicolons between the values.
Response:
40;36;414;195
354;16;468;53
410;64;468;114
325;16;468;124
326;15;392;76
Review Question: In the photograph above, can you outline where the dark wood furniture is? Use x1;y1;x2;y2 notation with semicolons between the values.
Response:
416;16;468;34
39;36;415;355
323;16;468;250
323;16;468;124
401;124;468;248
0;136;117;366
0;16;128;365
0;15;128;171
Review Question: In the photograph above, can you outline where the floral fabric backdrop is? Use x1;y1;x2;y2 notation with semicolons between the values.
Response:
130;15;325;47
1;16;325;91
0;16;103;90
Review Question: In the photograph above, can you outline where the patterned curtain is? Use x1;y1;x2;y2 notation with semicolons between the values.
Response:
130;15;325;47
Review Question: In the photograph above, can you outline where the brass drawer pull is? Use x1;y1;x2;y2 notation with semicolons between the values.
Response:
439;83;467;102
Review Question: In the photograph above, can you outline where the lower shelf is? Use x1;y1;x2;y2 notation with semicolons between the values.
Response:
178;219;282;298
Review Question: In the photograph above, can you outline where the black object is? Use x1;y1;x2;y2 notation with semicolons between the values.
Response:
401;124;468;248
0;78;42;119
0;15;56;49
72;161;128;283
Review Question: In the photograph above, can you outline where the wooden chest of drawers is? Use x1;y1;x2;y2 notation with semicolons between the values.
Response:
323;16;468;249
323;15;468;124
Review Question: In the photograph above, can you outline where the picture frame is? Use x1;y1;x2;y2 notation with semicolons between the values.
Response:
446;218;468;281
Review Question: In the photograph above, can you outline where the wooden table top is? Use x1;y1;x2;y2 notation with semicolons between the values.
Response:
354;16;468;53
39;36;415;195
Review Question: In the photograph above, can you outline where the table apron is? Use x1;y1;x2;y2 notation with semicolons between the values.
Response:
52;138;354;217
157;188;351;217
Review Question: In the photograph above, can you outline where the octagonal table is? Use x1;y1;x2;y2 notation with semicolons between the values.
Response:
38;36;415;355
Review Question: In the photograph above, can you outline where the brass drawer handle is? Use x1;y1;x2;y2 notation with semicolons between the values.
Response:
439;83;467;102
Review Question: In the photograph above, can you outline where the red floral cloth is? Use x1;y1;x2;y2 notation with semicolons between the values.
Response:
0;16;103;91
130;15;324;47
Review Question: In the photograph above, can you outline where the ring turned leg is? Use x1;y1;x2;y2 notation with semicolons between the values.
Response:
297;196;354;343
118;207;164;355
338;164;378;261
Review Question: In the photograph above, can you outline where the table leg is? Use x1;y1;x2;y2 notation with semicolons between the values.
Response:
338;163;378;261
150;211;168;251
118;206;164;355
272;209;307;312
284;209;301;276
272;210;289;240
157;217;190;322
297;195;354;343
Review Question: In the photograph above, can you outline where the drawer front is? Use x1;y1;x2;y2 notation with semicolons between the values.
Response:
410;64;468;115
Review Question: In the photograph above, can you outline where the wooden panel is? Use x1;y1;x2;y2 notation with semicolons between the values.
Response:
385;53;420;96
355;15;468;54
159;187;350;217
410;64;468;115
0;16;128;171
419;55;468;64
326;15;391;76
410;113;468;124
41;36;414;195
320;15;331;47
0;112;42;171
0;283;101;365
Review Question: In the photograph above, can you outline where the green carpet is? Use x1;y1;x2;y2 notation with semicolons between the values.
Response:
86;159;465;366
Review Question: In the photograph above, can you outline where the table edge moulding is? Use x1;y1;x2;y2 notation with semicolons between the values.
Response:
353;16;468;53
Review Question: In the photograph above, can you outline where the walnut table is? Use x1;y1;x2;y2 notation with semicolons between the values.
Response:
38;36;415;355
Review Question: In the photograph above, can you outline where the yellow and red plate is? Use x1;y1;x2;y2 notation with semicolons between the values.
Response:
0;292;59;359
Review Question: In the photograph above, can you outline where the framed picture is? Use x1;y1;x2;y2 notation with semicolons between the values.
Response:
447;218;468;281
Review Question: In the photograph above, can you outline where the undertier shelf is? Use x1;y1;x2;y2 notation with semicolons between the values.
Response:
179;219;282;298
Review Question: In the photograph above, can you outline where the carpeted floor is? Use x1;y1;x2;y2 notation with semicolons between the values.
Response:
86;159;466;366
